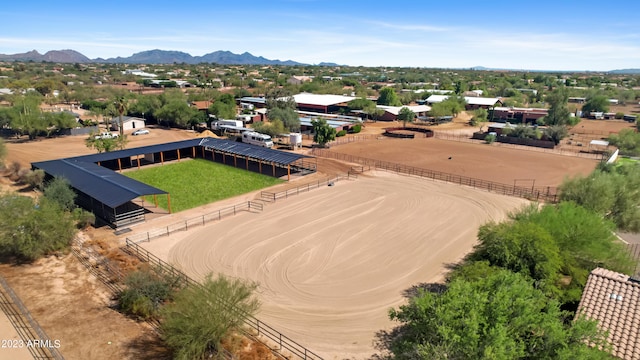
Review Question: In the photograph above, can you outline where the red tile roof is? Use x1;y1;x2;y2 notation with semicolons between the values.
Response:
577;267;640;359
191;100;212;110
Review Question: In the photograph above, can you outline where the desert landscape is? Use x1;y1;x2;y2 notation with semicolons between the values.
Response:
0;118;624;359
139;171;529;358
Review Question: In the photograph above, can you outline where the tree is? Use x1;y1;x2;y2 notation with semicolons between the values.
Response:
0;194;76;262
85;135;120;153
582;95;610;115
265;88;300;132
160;273;260;360
472;221;562;292
251;119;286;138
208;101;236;120
397;107;415;128
505;124;540;139
544;125;569;145
311;118;336;147
429;96;466;118
511;202;634;301
265;88;296;110
559;165;640;233
608;129;640;156
540;88;576;126
268;107;300;132
377;87;402;106
388;270;610;360
114;96;128;137
469;108;488;131
347;97;384;121
43;177;76;212
156;99;199;128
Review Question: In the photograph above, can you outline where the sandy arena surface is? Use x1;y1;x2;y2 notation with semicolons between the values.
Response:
330;137;599;188
141;171;529;359
0;309;33;360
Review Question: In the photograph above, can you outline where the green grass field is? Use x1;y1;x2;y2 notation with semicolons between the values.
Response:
617;156;640;166
125;159;283;212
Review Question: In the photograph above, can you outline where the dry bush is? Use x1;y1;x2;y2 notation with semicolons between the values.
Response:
84;236;142;274
7;161;22;181
222;335;280;360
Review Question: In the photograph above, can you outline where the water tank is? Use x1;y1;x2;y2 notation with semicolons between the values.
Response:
290;133;302;147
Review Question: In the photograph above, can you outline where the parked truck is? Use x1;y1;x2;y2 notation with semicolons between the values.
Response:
94;132;119;139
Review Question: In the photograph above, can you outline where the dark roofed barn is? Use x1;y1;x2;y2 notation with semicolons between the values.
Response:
32;138;315;228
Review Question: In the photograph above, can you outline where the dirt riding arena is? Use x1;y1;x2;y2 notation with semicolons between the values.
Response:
329;137;599;188
141;172;529;359
0;119;621;359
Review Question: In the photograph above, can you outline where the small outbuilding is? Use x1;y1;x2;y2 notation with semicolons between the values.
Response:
110;116;146;132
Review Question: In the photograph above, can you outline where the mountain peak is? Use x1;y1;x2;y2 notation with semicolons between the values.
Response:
0;48;312;66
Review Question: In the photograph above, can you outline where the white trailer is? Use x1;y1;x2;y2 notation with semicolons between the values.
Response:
212;119;244;130
242;131;273;148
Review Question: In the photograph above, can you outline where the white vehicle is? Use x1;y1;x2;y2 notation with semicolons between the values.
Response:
94;132;119;139
132;129;150;136
212;119;243;130
242;131;273;148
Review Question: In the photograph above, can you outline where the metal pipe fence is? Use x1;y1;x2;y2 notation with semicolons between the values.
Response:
0;276;65;360
433;131;604;159
260;173;358;203
311;149;559;203
123;239;323;360
326;134;385;146
126;201;263;243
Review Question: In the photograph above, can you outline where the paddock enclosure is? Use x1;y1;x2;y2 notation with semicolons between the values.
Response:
329;137;599;188
142;172;529;359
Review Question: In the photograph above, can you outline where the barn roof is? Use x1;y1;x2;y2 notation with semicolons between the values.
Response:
425;95;501;106
70;138;203;163
292;93;356;107
32;137;306;208
32;159;167;208
299;117;351;129
376;105;432;115
198;137;309;165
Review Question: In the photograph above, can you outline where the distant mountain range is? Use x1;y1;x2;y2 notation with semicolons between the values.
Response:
0;49;342;66
470;65;640;74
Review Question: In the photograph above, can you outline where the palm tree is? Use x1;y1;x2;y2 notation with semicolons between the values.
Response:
115;96;127;138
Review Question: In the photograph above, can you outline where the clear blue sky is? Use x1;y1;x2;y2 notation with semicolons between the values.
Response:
2;0;639;71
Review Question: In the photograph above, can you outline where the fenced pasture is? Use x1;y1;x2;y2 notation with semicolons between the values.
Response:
326;137;598;188
124;159;283;212
312;149;559;202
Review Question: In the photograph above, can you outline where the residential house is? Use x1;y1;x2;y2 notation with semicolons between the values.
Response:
577;267;640;360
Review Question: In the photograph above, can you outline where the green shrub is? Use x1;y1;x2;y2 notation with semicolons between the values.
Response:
118;268;180;320
20;169;45;189
0;195;76;262
351;124;362;133
485;134;496;144
336;130;347;137
73;208;95;228
615;112;625;119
